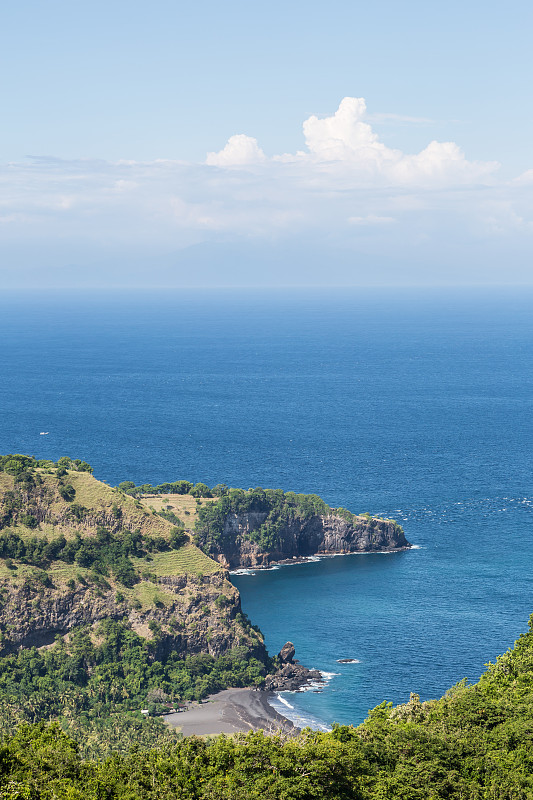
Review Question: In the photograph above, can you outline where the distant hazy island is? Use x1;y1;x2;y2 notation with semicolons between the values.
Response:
1;454;533;797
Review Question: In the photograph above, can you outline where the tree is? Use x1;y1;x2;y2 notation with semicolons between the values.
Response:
169;527;187;549
117;481;136;494
171;480;193;495
190;483;212;498
113;559;137;587
2;456;34;476
58;484;76;502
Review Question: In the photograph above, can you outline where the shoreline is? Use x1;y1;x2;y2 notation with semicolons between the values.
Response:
230;545;412;574
164;688;296;737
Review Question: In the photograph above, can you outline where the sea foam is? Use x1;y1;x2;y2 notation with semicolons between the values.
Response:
268;694;332;732
229;568;256;576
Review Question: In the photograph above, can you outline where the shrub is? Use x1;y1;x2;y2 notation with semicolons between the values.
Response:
19;513;38;529
190;483;212;498
117;481;136;494
58;484;76;502
169;527;187;549
69;504;87;521
113;560;138;587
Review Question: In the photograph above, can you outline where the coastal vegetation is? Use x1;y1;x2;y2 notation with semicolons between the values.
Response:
2;616;533;797
0;524;188;586
118;479;216;498
0;619;266;756
5;453;529;795
195;487;332;550
0;455;270;754
118;477;384;534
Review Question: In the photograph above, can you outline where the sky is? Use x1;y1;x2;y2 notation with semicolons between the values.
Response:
1;0;532;288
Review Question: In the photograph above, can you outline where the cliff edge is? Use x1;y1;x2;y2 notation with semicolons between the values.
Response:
0;456;265;663
194;487;410;569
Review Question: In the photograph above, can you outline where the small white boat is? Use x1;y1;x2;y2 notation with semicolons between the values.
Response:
39;432;49;435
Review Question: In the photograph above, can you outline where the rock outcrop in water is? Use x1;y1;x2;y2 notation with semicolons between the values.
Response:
265;641;323;691
279;641;296;664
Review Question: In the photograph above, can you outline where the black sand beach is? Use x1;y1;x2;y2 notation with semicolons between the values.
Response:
164;688;294;736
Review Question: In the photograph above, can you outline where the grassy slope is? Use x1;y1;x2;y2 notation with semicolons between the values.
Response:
0;470;219;586
139;492;217;529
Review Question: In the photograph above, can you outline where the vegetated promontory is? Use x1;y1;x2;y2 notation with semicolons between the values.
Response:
0;454;407;754
120;478;410;569
194;487;409;568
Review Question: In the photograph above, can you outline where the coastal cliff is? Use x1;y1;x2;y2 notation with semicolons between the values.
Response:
194;488;410;569
0;457;265;662
0;455;410;753
0;568;256;659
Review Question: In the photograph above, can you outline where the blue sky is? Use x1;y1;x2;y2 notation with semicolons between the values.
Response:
1;0;532;287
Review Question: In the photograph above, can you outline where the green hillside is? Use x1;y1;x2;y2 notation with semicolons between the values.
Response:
2;616;533;797
0;455;269;753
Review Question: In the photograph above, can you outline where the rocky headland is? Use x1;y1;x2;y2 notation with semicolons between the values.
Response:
194;490;410;569
0;455;410;746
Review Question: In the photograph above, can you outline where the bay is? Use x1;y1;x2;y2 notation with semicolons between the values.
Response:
1;286;532;727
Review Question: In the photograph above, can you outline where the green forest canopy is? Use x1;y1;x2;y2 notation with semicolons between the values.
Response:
3;615;533;798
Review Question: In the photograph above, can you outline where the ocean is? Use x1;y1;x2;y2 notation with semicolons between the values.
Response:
1;287;532;728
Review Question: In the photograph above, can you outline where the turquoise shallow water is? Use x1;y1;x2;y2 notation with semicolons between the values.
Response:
1;287;532;727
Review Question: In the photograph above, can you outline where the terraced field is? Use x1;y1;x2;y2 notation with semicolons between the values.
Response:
132;544;220;577
139;493;217;530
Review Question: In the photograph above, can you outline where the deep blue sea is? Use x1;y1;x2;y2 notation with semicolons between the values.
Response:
1;287;532;729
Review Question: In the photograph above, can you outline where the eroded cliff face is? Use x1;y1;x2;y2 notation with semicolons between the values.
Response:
206;512;410;569
0;570;265;661
0;469;267;662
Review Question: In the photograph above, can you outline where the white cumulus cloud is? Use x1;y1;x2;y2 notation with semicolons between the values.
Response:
206;134;266;167
210;97;499;186
302;97;397;165
1;97;532;288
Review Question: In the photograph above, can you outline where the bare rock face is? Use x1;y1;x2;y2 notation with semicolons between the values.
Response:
207;512;410;569
0;570;266;662
279;641;295;664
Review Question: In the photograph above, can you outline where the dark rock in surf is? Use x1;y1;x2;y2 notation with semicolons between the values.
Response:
279;641;295;664
265;643;323;691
